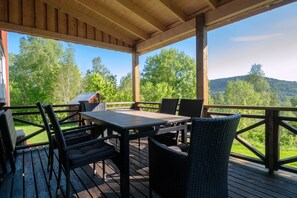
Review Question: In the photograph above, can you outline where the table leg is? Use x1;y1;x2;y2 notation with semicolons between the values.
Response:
181;122;187;143
120;129;130;198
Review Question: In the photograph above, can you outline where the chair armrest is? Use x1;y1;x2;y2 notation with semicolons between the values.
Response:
148;137;189;197
62;124;102;132
61;124;103;136
64;134;119;151
149;137;188;161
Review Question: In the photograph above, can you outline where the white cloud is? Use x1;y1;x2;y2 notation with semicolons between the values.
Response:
231;33;283;42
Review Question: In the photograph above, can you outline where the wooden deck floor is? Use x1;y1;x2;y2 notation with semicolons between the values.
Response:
0;139;297;198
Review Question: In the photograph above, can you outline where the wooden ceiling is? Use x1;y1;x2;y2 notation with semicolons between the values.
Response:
0;0;296;55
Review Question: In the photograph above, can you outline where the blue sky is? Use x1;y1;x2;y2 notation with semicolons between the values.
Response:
8;2;297;82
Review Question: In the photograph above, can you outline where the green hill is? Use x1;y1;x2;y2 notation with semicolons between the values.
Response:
209;75;297;101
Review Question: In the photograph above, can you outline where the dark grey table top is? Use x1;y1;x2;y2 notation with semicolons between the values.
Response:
80;110;190;129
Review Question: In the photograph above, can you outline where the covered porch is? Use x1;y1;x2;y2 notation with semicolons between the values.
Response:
1;0;296;104
0;0;297;197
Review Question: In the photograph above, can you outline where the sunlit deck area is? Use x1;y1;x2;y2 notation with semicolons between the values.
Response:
0;139;296;198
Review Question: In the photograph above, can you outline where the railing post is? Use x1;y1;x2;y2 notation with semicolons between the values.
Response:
0;102;5;110
133;102;140;110
265;110;279;174
202;105;209;118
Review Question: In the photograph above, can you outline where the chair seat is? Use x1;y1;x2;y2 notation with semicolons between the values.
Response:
169;143;189;153
68;142;116;167
153;133;177;146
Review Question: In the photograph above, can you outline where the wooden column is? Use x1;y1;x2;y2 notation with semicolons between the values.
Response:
265;110;280;174
132;49;140;102
196;14;208;104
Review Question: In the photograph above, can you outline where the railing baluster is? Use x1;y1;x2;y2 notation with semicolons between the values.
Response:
265;110;280;174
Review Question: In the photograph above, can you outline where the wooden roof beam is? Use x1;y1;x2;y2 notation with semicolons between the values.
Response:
205;0;218;10
0;21;133;53
74;0;149;40
115;0;166;32
159;0;188;22
42;0;134;45
205;0;281;27
137;0;289;54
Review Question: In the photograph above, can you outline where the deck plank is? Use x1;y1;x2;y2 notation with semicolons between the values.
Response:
31;148;50;198
23;148;37;198
11;150;23;198
0;140;297;198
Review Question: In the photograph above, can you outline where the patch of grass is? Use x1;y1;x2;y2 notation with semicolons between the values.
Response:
232;142;297;168
16;125;48;145
15;124;76;145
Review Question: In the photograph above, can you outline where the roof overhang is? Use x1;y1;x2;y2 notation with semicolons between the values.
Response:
0;0;296;55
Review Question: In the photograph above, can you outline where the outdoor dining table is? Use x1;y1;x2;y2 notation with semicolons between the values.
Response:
80;110;190;198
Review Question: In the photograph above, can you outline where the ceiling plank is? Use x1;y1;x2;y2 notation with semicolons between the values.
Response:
204;0;217;10
75;0;149;40
0;21;133;53
115;0;166;32
159;0;188;22
41;0;134;45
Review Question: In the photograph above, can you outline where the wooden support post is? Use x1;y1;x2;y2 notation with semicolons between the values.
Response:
265;110;280;174
132;49;140;102
196;14;208;104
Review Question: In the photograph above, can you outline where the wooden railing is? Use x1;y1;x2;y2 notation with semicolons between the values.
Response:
1;104;81;149
1;102;296;174
204;105;297;174
136;102;297;174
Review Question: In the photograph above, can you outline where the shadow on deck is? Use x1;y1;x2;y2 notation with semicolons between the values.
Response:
0;139;297;198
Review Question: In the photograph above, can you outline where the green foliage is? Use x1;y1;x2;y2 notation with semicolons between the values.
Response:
247;64;270;93
52;45;83;104
291;96;297;107
141;48;196;100
141;82;174;102
9;36;63;105
210;76;297;102
83;57;118;102
224;80;260;105
248;64;265;76
84;72;117;101
116;73;132;101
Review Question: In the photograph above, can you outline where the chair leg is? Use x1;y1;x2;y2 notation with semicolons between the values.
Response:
49;148;54;181
47;149;51;172
138;138;141;149
93;163;97;175
66;169;70;198
102;160;106;181
8;153;15;172
56;163;62;197
149;188;153;198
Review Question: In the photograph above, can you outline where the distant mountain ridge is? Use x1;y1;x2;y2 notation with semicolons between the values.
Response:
209;75;297;101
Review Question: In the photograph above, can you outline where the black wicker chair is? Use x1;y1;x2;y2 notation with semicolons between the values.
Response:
36;102;105;182
152;98;180;145
45;104;119;198
159;98;179;114
148;114;241;198
178;99;204;142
